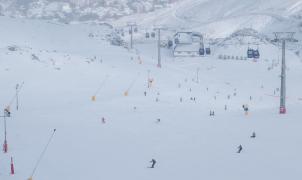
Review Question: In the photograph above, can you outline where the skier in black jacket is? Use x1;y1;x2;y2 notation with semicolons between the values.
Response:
149;159;156;168
237;145;243;153
251;132;256;138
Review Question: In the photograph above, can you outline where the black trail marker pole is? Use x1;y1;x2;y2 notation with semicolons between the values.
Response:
28;129;57;180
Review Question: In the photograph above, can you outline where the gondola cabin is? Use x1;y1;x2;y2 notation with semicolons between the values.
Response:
199;48;205;56
253;49;260;59
145;32;150;38
205;47;211;55
168;40;173;48
151;32;156;38
247;48;254;58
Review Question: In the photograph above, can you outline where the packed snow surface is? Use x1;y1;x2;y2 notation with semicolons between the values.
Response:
0;0;302;180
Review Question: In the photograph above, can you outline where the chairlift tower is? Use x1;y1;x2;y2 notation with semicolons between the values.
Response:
127;22;137;49
272;32;297;114
154;26;166;68
154;27;161;68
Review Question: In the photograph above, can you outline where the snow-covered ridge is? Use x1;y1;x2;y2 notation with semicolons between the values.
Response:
0;0;178;22
112;0;302;38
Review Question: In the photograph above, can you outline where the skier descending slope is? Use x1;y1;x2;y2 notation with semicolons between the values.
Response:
149;159;156;168
242;105;249;115
210;110;215;116
4;107;11;117
237;145;243;153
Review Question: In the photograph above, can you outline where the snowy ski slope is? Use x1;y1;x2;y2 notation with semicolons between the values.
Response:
0;1;302;180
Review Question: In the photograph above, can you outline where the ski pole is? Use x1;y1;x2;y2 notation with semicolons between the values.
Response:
8;82;24;108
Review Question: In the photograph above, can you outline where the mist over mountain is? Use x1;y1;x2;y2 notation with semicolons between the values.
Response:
0;0;178;22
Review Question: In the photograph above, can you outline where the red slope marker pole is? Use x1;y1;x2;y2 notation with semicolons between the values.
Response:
11;157;15;175
3;110;8;153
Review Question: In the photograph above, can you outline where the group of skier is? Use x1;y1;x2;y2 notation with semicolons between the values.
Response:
237;132;256;153
124;85;256;167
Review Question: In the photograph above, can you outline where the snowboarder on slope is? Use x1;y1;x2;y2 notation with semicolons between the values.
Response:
251;132;256;138
210;110;215;116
